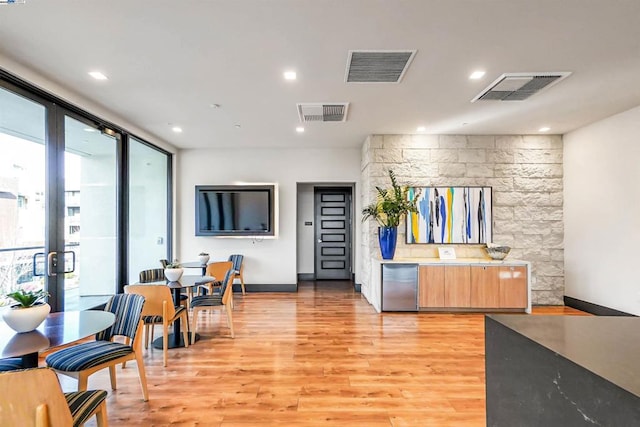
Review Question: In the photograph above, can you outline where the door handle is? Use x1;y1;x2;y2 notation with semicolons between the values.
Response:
47;252;58;277
317;239;323;243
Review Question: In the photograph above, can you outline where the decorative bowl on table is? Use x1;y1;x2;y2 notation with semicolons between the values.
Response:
198;253;210;265
485;245;511;260
164;267;184;282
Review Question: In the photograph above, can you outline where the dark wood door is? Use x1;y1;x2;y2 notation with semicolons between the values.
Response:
314;188;352;280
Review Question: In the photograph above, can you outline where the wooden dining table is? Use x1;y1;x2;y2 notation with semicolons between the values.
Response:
0;310;115;368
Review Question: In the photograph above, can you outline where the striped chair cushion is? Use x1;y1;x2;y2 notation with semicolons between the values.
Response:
65;389;108;427
46;341;133;372
139;268;165;283
143;305;186;324
228;254;243;271
0;358;23;372
190;295;223;308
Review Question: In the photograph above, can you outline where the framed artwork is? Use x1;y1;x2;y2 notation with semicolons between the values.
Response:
406;186;492;244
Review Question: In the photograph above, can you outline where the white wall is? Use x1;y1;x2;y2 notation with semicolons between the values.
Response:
296;184;315;274
564;105;640;315
178;148;361;286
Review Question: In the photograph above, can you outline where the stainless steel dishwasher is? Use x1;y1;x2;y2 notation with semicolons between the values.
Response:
381;263;418;311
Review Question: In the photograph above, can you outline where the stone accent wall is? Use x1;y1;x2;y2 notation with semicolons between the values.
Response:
361;134;564;305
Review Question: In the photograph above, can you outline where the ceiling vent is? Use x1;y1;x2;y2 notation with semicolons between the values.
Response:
297;103;349;122
471;72;571;102
345;50;417;83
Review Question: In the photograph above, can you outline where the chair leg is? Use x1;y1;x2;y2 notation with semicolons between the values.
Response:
134;352;150;402
109;365;117;390
78;372;89;391
181;312;190;348
35;404;48;427
163;322;169;367
240;274;246;295
191;307;199;345
95;401;108;427
144;324;150;349
225;307;235;338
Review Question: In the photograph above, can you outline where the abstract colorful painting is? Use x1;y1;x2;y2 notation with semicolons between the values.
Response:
406;187;492;244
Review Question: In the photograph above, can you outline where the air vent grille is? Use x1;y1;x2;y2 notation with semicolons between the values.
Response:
297;103;349;122
472;72;571;102
346;50;417;83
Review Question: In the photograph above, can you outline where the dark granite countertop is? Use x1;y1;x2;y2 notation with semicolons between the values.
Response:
487;315;640;397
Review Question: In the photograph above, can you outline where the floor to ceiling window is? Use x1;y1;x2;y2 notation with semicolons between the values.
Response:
0;86;47;307
0;73;172;312
128;136;170;284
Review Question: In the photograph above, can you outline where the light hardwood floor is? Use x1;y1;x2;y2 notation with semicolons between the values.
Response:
61;281;587;426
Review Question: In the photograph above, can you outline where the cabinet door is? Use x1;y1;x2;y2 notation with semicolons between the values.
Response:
471;266;500;308
419;265;445;307
499;266;528;308
444;265;471;307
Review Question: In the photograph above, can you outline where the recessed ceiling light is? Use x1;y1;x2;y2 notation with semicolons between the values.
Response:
469;70;486;80
88;71;108;80
539;126;551;132
284;71;297;80
172;126;183;133
296;127;305;133
209;103;221;109
234;124;241;129
416;126;426;132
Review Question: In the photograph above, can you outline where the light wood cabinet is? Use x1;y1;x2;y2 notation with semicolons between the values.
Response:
444;265;471;307
418;265;444;307
499;266;527;308
418;263;528;312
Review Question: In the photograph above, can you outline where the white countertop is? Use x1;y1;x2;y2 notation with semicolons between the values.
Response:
374;257;529;265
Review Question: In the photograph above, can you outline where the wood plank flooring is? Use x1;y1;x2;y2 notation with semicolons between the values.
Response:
59;281;587;426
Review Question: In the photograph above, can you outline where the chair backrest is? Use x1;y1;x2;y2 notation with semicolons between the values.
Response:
139;268;165;283
0;367;73;426
228;254;243;272
96;293;145;342
220;268;236;306
205;261;233;282
124;284;176;320
159;259;169;268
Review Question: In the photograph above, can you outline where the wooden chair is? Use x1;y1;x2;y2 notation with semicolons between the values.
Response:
198;261;233;295
228;254;246;295
124;284;189;367
45;294;149;401
0;367;108;427
190;268;236;342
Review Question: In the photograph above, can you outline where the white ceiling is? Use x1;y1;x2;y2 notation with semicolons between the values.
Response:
1;0;640;149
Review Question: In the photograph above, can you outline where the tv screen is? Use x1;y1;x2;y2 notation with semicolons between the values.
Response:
195;185;275;236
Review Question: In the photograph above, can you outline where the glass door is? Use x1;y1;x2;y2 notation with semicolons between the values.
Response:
0;85;47;308
63;115;118;310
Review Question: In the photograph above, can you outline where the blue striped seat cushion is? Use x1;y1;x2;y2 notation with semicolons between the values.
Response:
0;358;23;372
65;389;108;427
46;341;133;371
143;306;186;324
190;295;223;307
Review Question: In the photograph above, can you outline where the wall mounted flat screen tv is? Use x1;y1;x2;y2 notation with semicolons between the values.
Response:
195;185;275;237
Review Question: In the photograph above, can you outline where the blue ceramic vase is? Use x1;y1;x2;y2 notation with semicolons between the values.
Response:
378;226;398;260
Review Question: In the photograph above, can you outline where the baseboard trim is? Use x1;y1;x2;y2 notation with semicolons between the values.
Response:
564;296;634;316
234;283;297;292
353;282;361;292
297;273;315;281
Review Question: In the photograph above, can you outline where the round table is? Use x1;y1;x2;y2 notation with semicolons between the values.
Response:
0;310;116;368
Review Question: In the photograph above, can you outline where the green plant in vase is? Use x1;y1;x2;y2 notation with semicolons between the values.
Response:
3;289;51;333
362;170;419;259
